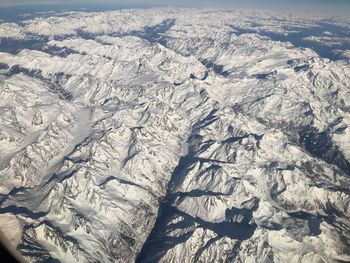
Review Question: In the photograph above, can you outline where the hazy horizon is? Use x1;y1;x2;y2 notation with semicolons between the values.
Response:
0;0;350;15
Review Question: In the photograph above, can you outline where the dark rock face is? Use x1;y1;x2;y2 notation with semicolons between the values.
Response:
299;127;350;175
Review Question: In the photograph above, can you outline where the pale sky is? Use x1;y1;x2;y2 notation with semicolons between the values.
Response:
0;0;350;14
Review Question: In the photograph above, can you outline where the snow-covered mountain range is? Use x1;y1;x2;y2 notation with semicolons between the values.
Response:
0;7;350;263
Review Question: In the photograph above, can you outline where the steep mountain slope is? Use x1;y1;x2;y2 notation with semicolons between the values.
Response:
0;8;350;263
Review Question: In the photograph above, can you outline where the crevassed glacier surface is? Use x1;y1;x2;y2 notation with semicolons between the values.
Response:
0;7;350;263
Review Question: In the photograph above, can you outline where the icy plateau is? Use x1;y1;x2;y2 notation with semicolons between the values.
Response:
0;7;350;263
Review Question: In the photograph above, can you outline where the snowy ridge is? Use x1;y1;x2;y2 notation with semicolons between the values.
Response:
0;7;350;263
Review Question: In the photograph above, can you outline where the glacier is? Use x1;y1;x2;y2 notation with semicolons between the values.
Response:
0;7;350;263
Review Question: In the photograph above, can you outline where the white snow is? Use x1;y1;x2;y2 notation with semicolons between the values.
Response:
0;7;349;263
